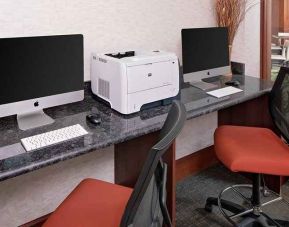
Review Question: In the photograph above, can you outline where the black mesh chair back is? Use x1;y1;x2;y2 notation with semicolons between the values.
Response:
269;66;289;143
120;101;186;227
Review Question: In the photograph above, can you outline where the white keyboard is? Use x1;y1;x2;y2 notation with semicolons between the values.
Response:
206;86;243;98
21;124;88;152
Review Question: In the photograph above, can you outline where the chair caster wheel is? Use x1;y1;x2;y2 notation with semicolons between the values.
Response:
205;203;213;212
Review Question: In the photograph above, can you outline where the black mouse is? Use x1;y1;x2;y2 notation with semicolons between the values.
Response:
86;114;101;125
225;80;240;87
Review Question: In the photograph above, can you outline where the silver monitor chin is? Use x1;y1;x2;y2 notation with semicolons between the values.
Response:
183;66;231;91
0;90;84;130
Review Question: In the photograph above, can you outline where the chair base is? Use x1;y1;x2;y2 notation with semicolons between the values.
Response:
205;184;289;227
205;197;289;226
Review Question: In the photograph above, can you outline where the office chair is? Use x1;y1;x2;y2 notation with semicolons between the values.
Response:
43;100;186;227
205;67;289;227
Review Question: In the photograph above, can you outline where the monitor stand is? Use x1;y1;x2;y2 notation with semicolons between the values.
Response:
17;110;54;131
189;81;218;91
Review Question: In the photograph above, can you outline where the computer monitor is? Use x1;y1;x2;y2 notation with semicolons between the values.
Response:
0;34;84;130
181;27;230;90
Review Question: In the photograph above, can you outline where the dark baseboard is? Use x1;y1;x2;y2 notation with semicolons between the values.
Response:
176;146;218;182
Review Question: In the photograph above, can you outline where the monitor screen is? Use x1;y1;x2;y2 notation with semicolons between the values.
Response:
182;27;229;74
0;34;83;105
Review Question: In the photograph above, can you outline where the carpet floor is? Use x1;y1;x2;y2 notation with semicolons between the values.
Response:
176;165;289;227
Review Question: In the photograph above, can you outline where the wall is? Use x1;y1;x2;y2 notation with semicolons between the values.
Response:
231;0;261;77
0;0;261;79
0;0;260;226
176;112;217;159
0;0;215;81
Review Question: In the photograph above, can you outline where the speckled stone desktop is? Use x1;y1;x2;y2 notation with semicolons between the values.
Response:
0;75;273;181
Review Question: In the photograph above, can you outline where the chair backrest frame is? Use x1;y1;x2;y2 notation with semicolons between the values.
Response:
120;101;186;227
269;66;289;143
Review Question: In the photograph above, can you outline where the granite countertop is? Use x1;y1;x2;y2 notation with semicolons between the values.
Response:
0;75;273;181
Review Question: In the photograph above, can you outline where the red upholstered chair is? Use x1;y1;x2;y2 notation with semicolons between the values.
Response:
205;67;289;226
43;101;186;227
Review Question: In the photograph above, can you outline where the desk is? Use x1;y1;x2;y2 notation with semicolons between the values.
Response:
0;75;274;226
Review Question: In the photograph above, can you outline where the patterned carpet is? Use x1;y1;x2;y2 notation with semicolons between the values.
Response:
176;165;289;227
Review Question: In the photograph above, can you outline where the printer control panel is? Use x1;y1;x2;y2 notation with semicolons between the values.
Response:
105;51;135;59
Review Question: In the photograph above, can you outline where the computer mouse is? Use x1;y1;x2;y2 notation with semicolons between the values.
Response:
225;80;240;87
86;114;101;125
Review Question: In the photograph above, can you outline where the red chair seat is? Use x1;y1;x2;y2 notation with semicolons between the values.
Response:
215;126;289;176
43;178;133;227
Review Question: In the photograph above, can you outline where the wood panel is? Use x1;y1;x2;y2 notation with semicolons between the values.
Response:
218;94;275;129
272;0;281;36
285;0;289;32
176;146;218;181
260;0;272;79
279;0;289;32
115;131;159;187
162;141;176;225
261;0;289;79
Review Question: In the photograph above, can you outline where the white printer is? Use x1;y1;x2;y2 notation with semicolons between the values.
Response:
91;50;179;114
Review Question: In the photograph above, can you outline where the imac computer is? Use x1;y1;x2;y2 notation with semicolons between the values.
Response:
182;27;230;90
0;34;84;130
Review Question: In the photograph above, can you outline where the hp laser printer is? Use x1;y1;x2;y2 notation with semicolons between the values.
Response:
91;50;179;114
